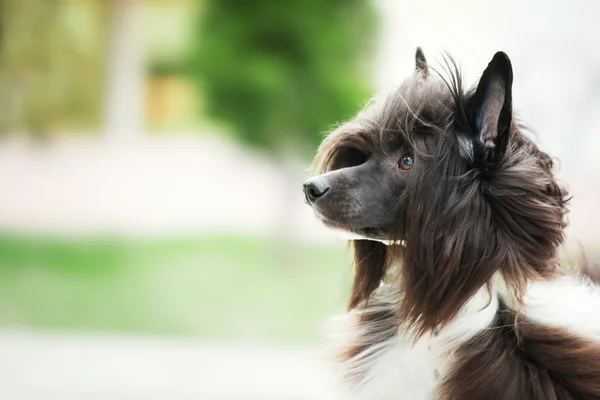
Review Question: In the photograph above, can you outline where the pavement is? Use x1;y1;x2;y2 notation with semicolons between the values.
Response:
0;330;337;400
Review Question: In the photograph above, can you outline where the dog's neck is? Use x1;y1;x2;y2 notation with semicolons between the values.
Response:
332;230;562;332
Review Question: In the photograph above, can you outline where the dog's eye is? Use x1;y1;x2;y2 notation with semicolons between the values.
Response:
398;154;414;170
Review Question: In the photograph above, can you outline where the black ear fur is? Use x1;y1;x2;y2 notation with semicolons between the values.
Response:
467;51;513;165
415;47;429;77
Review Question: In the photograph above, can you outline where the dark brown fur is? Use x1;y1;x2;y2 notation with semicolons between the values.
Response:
439;302;600;400
392;57;569;337
348;240;389;310
393;119;569;336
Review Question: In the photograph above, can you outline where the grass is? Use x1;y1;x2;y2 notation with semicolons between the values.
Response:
0;234;353;342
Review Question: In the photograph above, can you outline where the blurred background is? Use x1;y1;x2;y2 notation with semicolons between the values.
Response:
0;0;599;399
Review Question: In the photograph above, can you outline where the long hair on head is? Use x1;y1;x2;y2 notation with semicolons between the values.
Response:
391;53;570;336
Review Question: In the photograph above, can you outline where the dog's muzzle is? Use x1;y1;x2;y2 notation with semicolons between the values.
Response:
303;177;330;205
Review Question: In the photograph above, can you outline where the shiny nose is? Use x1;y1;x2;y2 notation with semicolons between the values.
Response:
303;178;330;205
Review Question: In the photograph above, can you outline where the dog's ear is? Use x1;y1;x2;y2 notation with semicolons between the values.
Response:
348;240;388;310
415;47;429;77
467;51;513;165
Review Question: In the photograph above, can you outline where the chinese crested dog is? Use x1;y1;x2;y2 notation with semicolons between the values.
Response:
303;49;600;399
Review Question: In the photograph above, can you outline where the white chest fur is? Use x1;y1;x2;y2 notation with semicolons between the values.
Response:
328;274;600;400
328;284;499;399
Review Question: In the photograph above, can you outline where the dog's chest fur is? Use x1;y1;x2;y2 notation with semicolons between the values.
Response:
328;274;600;400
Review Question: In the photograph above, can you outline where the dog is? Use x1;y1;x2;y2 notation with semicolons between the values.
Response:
303;49;600;399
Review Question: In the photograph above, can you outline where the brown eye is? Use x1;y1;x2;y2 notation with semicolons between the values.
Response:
398;154;414;170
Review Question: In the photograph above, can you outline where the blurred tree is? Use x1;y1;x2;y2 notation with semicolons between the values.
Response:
190;1;377;265
0;0;108;138
190;0;377;154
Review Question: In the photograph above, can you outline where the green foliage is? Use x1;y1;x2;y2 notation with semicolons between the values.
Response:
0;0;108;136
190;0;377;152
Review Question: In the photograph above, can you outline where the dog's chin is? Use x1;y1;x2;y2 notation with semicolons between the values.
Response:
317;216;401;246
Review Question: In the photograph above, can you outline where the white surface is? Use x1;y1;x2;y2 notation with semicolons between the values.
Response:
0;135;333;242
0;330;335;400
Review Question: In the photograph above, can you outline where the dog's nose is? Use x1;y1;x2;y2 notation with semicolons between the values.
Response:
303;177;330;205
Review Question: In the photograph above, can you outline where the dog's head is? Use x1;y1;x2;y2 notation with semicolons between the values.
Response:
304;49;569;333
304;48;443;241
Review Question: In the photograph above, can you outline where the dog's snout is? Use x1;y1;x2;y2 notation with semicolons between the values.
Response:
303;178;330;205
